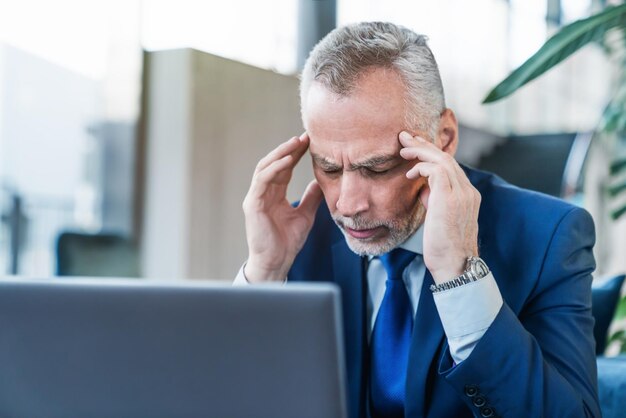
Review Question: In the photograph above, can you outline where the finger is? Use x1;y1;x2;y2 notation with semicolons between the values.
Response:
418;184;431;210
399;136;451;166
399;132;462;190
250;154;294;198
289;134;311;167
407;162;452;190
399;130;430;144
256;135;308;173
444;159;477;212
450;159;473;190
256;137;299;172
437;153;467;193
256;136;310;191
296;179;323;218
403;147;459;190
399;130;435;150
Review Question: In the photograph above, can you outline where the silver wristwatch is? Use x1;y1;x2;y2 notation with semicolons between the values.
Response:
429;256;490;293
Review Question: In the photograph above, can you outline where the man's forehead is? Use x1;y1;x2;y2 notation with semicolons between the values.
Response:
310;146;402;168
303;72;408;131
309;130;402;151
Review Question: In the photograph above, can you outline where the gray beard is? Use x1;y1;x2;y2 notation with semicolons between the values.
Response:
332;202;425;256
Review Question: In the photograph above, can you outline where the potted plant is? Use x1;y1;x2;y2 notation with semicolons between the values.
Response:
483;2;626;354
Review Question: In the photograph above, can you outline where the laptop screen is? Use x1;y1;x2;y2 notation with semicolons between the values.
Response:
0;278;348;418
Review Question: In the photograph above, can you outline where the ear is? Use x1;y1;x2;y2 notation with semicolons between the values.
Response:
435;109;459;157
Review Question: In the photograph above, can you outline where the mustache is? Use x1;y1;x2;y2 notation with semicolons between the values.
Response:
332;215;391;230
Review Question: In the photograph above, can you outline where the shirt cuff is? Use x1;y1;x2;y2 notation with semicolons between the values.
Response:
232;262;288;285
432;272;503;363
232;264;250;286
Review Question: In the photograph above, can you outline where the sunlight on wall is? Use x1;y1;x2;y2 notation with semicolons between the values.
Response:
141;0;298;74
0;0;110;79
338;0;613;135
0;0;141;275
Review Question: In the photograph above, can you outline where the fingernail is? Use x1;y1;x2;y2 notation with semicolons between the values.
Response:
399;131;412;141
299;132;308;141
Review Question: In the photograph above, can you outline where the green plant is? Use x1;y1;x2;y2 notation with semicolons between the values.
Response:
607;298;626;353
483;3;626;220
483;3;626;354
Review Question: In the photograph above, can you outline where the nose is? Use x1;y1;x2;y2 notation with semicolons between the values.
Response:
336;172;369;217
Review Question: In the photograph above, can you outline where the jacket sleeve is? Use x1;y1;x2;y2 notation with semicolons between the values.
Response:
438;207;601;418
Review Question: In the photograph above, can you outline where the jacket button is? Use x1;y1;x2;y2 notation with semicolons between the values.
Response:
480;406;495;417
473;396;486;407
464;385;478;397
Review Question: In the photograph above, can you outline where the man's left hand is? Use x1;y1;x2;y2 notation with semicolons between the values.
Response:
398;131;481;284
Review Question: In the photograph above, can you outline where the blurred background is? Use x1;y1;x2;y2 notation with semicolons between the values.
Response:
3;0;626;411
0;0;624;323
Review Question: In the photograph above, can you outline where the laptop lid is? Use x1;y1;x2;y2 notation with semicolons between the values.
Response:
0;278;348;418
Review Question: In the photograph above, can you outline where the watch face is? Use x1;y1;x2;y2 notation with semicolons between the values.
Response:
470;257;490;278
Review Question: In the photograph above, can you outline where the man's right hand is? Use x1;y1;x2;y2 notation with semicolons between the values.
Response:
242;133;324;283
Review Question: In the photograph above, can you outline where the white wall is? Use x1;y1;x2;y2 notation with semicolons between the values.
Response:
0;44;101;199
338;0;615;136
141;49;191;279
142;49;312;280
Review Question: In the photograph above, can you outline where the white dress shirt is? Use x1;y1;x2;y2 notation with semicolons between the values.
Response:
234;225;503;364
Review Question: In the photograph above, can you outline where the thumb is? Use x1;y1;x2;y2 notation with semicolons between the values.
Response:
418;184;431;210
296;179;323;218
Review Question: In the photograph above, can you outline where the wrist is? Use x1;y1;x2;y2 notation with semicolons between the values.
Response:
244;260;288;283
430;259;466;285
429;247;479;284
430;256;490;293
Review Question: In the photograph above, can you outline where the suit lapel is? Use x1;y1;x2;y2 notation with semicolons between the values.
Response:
405;269;445;418
332;240;367;418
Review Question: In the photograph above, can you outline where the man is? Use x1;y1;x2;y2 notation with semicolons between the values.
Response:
235;22;600;418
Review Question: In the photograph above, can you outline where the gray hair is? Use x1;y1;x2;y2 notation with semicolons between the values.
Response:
300;21;446;140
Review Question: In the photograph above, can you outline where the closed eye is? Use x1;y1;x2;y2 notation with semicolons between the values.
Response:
361;168;388;178
368;168;389;174
319;167;342;177
362;165;397;177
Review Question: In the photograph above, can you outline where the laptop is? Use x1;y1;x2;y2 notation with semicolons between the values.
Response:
0;278;348;418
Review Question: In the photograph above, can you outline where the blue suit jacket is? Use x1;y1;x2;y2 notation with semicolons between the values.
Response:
288;166;601;418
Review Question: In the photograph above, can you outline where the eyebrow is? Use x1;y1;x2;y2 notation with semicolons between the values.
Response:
311;153;399;171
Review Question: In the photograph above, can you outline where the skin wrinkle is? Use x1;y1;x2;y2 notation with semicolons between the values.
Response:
308;67;440;143
244;22;475;283
311;153;401;172
301;23;446;141
305;68;428;256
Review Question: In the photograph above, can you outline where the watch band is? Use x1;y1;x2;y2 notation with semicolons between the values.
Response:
429;256;490;293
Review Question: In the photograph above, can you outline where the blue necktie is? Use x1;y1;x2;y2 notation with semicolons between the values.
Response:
370;248;417;418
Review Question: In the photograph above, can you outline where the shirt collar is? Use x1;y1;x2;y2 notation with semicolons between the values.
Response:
398;224;423;255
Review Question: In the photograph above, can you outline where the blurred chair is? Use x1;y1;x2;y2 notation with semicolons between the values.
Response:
476;132;577;197
56;231;139;277
592;274;626;355
597;356;626;418
592;274;626;418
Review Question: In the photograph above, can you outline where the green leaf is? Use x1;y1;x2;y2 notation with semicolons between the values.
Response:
608;329;626;344
615;295;626;318
610;158;626;175
483;4;626;103
608;182;626;197
612;204;626;219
